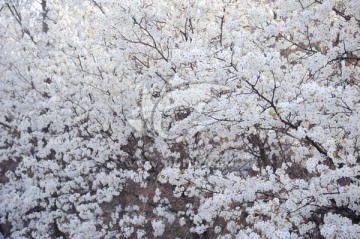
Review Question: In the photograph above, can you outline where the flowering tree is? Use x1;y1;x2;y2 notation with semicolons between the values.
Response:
0;0;359;238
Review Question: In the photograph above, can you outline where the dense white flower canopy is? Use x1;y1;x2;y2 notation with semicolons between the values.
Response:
0;0;359;238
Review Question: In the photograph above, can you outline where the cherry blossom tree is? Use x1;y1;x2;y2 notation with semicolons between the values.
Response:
0;0;359;238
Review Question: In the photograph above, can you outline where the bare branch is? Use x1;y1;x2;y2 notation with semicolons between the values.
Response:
92;0;106;15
